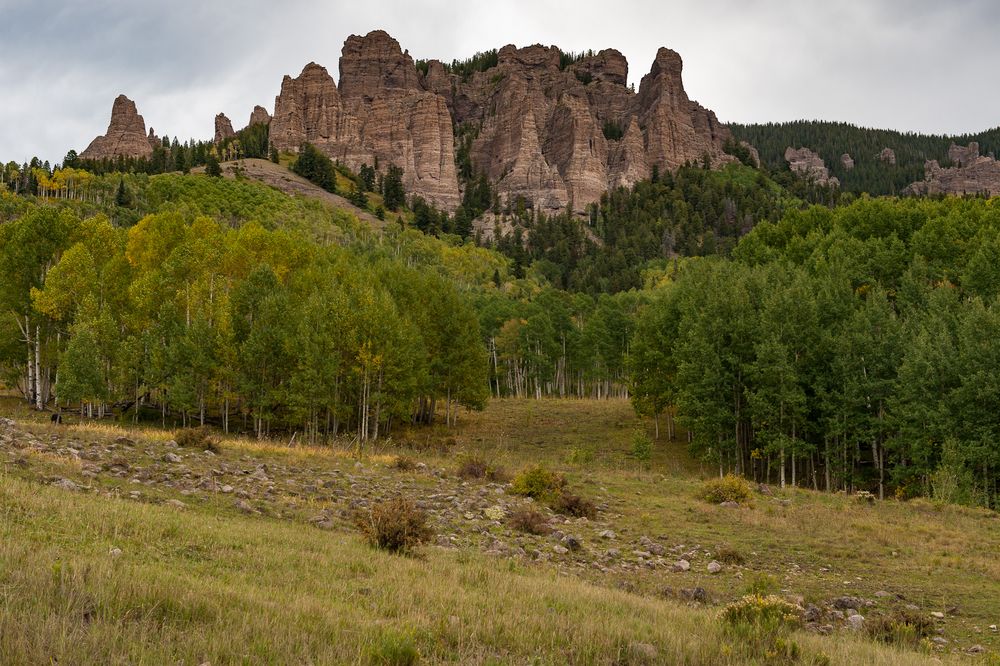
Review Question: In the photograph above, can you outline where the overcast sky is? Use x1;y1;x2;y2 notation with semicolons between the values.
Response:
2;0;999;164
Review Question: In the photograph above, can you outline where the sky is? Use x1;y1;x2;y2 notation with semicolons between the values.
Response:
2;0;999;164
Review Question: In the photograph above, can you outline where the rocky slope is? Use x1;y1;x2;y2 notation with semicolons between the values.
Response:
906;142;1000;196
80;95;156;160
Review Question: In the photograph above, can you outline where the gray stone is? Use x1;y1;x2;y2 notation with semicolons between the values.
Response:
707;560;722;574
672;559;691;572
163;452;182;464
846;614;865;630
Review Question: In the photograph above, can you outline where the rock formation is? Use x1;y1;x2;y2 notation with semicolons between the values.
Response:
878;147;897;165
841;153;855;170
268;31;735;213
147;128;161;151
785;147;839;188
270;32;460;209
80;95;154;160
214;113;236;144
906;143;1000;197
247;105;271;128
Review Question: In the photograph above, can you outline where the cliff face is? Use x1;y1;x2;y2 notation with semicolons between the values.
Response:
83;32;734;212
270;31;460;209
906;143;1000;197
785;147;839;188
270;31;732;213
429;43;733;213
80;95;154;160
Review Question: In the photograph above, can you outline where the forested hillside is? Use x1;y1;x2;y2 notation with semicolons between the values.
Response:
730;120;1000;195
630;197;1000;507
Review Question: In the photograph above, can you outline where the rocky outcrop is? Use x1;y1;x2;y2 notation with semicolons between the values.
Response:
841;153;855;170
148;128;161;151
878;147;896;165
247;105;271;128
80;95;154;160
214;113;236;144
906;143;1000;197
948;142;980;167
270;33;460;209
785;147;839;188
268;31;735;212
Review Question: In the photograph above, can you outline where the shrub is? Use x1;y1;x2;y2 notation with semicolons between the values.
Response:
392;455;417;472
716;545;746;565
510;466;565;501
866;609;935;647
367;629;420;665
721;595;803;663
456;455;508;482
174;427;221;453
700;474;753;505
565;445;595;465
743;572;780;596
508;508;551;535
552;492;597;519
630;431;653;465
354;499;432;554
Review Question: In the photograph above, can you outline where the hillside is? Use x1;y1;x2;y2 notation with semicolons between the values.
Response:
1;399;994;663
729;120;1000;195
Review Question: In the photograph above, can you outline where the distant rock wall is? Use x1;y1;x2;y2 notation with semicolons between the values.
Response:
906;143;1000;197
784;147;839;188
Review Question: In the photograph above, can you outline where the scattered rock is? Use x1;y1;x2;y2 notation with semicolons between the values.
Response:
707;561;722;574
672;559;691;572
832;596;866;610
967;645;986;654
552;545;569;555
719;501;740;509
599;529;616;539
930;611;945;620
50;478;80;492
680;587;708;603
163;452;182;464
561;535;582;551
846;614;865;630
164;499;187;510
235;500;255;514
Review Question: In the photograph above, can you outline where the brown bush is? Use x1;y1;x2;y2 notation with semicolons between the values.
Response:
552;492;597;519
354;498;432;554
508;508;552;535
174;427;221;453
716;545;747;565
392;455;418;471
456;456;509;482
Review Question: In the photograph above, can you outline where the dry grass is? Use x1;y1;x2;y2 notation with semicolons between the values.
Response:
0;475;948;665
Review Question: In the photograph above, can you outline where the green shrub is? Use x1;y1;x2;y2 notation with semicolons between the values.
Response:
743;572;780;596
565;445;595;465
354;499;432;555
700;474;753;505
865;609;935;647
510;466;565;501
367;629;420;665
721;595;803;664
174;427;221;453
630;431;653;465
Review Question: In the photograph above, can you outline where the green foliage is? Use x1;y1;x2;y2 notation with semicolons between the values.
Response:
720;595;803;664
291;143;337;193
381;164;405;211
700;475;754;505
509;466;565;501
630;431;653;464
865;610;935;648
205;155;222;178
367;630;420;666
354;499;432;555
743;573;780;597
602;120;624;141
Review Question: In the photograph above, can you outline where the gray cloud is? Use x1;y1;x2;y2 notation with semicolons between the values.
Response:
2;0;998;164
